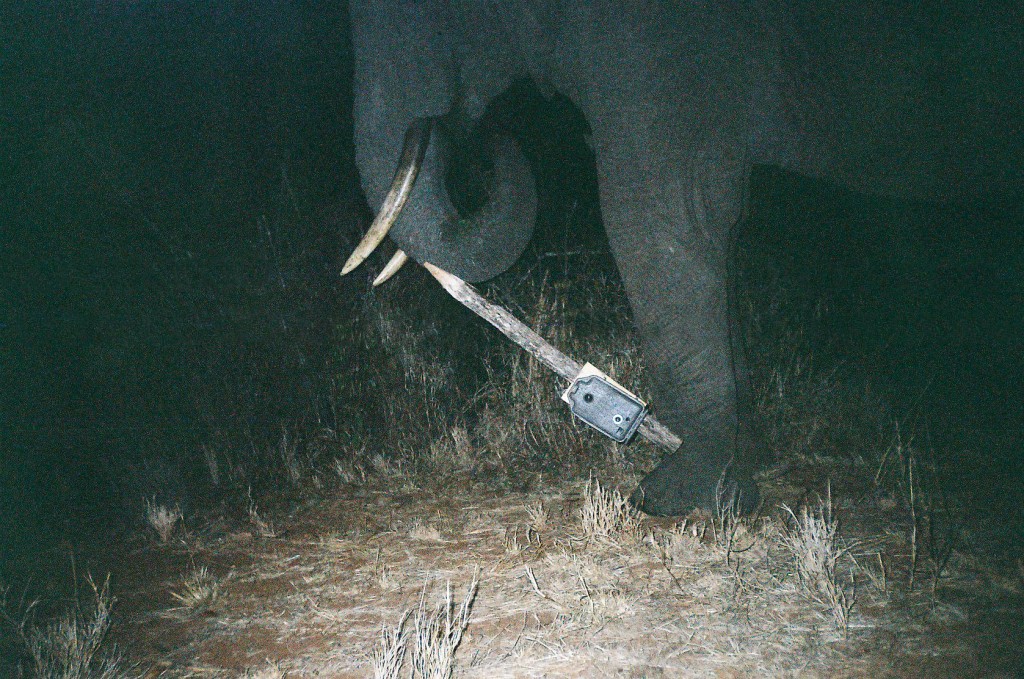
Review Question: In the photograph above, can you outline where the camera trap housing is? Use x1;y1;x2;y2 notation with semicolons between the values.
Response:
562;364;648;443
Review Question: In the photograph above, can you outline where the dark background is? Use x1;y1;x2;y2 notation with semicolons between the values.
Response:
2;2;358;564
2;2;1021;575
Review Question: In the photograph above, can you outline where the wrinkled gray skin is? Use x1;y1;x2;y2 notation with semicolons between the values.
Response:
350;2;1019;515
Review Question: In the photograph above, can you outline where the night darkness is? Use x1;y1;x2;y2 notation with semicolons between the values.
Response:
2;2;358;562
1;2;1023;672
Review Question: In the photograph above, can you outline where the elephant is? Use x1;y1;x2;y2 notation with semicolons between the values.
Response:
341;1;1020;515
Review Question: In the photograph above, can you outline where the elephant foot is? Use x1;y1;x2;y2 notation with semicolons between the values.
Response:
630;451;760;517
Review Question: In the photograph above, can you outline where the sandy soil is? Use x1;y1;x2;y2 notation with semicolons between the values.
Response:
98;472;1024;678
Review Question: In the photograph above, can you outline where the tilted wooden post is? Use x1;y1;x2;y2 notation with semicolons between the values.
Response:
423;262;682;453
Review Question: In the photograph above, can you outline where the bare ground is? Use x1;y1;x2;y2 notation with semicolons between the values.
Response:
100;467;1023;678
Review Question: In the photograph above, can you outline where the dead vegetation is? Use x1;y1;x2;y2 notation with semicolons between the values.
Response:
7;239;1021;677
76;472;981;677
144;499;183;544
1;576;136;679
780;488;856;632
166;567;221;619
578;476;643;545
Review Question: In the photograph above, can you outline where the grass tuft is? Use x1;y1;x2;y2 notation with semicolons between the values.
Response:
526;501;549;533
780;488;855;631
26;575;134;679
168;567;220;615
144;498;182;544
373;610;410;679
247;493;277;539
411;573;479;679
579;477;643;543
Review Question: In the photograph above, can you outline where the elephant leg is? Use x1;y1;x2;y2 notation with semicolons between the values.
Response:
591;129;760;515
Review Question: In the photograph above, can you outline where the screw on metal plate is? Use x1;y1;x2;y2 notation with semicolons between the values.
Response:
562;363;648;443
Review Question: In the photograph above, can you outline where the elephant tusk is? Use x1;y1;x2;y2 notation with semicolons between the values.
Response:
372;249;409;286
341;117;433;275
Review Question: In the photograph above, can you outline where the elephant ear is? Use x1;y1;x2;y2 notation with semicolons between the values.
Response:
389;124;538;283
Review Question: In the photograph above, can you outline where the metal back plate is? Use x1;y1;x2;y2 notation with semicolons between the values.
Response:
564;373;647;442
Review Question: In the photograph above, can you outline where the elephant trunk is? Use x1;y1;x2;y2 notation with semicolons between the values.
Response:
346;118;538;285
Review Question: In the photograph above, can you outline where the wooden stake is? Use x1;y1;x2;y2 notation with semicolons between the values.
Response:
423;262;682;452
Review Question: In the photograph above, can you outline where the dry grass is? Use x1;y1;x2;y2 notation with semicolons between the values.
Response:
24;576;134;679
525;501;549;533
247;494;278;539
243;664;285;679
578;477;643;544
167;566;220;618
144;498;182;544
117;483;839;675
781;489;856;632
411;574;479;679
408;521;444;542
77;245;1015;676
873;429;960;594
372;610;410;679
98;467;1019;676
